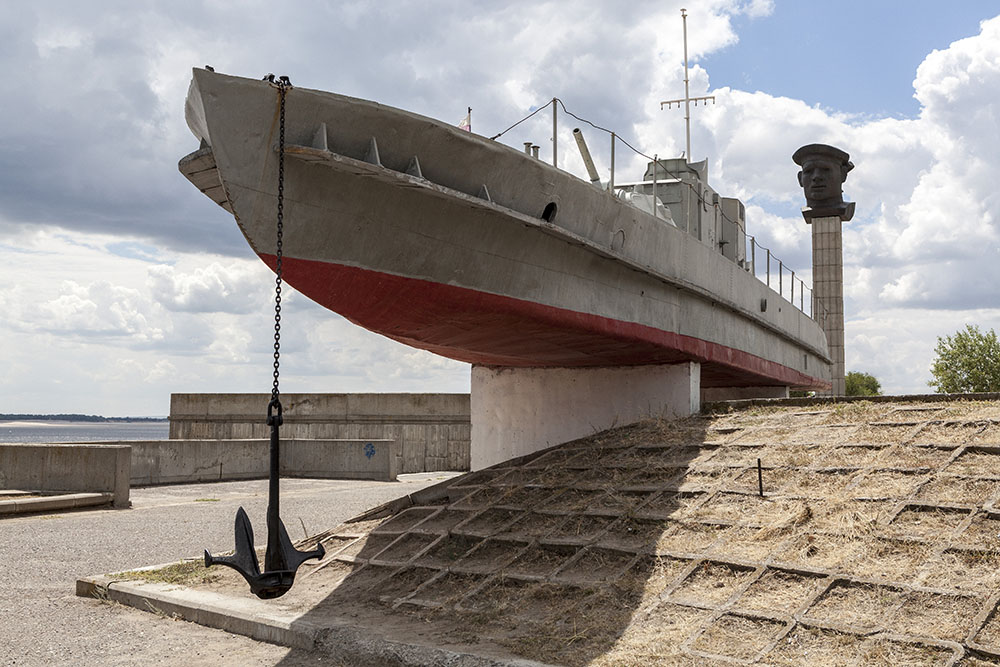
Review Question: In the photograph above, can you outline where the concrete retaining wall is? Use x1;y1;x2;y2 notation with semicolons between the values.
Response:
0;444;130;508
169;393;470;473
126;438;401;485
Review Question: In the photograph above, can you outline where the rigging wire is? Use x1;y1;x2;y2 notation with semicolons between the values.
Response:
490;97;817;309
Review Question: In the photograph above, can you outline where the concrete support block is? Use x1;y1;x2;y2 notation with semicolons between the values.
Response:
0;444;131;508
470;362;701;470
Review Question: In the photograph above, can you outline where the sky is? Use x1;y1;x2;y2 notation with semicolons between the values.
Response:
2;1;999;416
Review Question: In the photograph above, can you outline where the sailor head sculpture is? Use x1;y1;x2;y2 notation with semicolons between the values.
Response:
792;143;855;222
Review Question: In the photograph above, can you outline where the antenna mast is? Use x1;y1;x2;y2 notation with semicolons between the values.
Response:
660;8;715;162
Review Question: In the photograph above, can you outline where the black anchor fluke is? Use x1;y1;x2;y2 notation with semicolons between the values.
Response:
205;400;324;599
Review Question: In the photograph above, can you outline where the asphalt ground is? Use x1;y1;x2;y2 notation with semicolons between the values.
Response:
0;474;457;667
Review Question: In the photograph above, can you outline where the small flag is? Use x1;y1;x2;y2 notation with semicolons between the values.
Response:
458;107;471;132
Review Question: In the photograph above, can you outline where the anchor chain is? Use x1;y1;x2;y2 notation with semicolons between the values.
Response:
204;74;324;599
271;76;287;417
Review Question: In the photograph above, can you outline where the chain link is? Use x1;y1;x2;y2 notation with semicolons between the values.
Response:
271;80;289;406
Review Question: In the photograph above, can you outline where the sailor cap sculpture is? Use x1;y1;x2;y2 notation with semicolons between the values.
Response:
793;143;855;223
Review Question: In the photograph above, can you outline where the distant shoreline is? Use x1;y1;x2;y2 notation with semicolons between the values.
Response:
0;414;168;423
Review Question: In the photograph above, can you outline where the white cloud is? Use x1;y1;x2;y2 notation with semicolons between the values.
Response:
148;260;271;314
3;3;1000;414
738;0;774;18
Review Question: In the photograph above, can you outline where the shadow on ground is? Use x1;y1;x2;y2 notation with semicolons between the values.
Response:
270;417;714;665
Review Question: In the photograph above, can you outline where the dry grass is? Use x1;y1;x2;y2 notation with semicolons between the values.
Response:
873;443;955;468
915;421;990;445
504;544;576;577
851;470;925;499
711;526;782;561
955;513;1000;548
859;637;955;666
736;569;823;615
455;538;525;573
116;560;222;587
804;581;905;631
555;548;634;583
809;499;890;533
655;521;726;554
590;602;709;666
776;533;858;570
691;613;787;661
923;548;1000;594
887;506;971;540
896;591;982;642
846;537;932;583
848;422;919;445
497;512;565;540
669;561;756;606
618;555;690;600
947;449;1000;477
765;625;864;665
415;534;480;568
916;475;1000;506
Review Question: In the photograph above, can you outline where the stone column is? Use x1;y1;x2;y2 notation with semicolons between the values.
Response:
811;216;846;396
792;143;855;397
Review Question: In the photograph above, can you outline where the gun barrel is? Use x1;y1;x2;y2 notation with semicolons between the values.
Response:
572;128;601;183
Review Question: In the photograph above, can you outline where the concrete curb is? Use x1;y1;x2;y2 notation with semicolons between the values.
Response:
704;391;1000;412
0;492;114;516
76;572;552;667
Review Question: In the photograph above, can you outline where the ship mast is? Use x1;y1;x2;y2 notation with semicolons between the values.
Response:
660;8;715;163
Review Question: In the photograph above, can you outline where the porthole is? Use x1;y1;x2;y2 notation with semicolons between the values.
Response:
541;202;558;222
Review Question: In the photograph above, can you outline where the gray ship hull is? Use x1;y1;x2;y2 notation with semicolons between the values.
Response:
180;69;831;390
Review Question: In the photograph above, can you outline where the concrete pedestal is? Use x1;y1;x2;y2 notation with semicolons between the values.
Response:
811;215;846;396
470;362;700;470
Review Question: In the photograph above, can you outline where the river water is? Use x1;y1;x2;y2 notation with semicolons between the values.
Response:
0;421;170;443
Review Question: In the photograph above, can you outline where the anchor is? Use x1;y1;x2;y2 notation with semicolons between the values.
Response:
204;400;324;599
204;76;323;599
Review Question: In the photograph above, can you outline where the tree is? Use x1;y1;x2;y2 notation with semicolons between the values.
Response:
845;371;882;396
928;324;1000;394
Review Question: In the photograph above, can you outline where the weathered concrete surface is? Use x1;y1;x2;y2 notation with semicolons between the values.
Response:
169;393;470;473
125;438;400;485
0;492;113;515
812;214;846;396
701;385;790;402
470;362;700;470
0;443;130;508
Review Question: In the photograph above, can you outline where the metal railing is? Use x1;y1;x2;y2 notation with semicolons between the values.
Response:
492;98;821;323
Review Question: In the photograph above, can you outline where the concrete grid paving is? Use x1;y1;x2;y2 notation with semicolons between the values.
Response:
243;400;1000;665
0;473;454;666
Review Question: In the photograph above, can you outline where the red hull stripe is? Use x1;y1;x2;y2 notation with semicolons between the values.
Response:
261;254;829;389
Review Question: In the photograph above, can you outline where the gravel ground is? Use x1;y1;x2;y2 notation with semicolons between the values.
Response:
0;474;456;667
